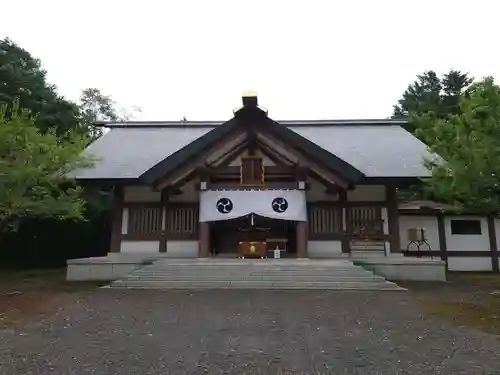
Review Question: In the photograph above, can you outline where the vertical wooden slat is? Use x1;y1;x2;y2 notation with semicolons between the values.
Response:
110;186;123;253
437;213;448;271
487;216;499;273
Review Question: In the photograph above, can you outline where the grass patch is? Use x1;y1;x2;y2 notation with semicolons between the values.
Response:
407;272;500;335
0;268;103;328
423;298;500;335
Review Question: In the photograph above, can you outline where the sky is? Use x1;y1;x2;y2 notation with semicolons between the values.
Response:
0;0;498;121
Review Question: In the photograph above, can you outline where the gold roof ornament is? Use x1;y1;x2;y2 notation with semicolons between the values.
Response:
242;90;258;98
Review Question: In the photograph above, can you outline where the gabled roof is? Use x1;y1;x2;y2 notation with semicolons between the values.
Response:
74;98;432;182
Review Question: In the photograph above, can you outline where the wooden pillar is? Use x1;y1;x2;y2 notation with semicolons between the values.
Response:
437;212;448;270
296;221;308;258
198;175;210;258
386;185;401;253
159;189;168;253
487;216;499;273
198;222;210;257
339;190;350;253
109;185;123;253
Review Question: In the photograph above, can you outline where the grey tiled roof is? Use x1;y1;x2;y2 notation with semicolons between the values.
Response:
290;125;432;178
74;127;212;179
75;120;431;180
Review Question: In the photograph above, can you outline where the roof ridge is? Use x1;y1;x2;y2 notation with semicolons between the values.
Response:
99;118;408;128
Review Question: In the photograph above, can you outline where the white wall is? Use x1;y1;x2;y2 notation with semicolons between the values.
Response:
308;241;342;258
445;216;489;251
120;240;160;253
399;215;440;252
165;241;198;258
448;257;493;272
121;208;129;234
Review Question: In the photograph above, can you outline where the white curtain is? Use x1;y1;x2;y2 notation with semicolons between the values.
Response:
199;189;307;222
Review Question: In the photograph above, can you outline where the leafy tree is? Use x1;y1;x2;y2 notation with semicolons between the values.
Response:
0;101;92;233
415;77;500;212
393;70;473;132
78;88;120;140
78;88;142;140
0;38;82;135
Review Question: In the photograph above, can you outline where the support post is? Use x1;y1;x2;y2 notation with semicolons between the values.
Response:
487;216;499;273
110;185;123;253
339;190;350;253
198;221;210;258
437;212;448;271
386;185;401;253
160;189;168;253
296;221;308;258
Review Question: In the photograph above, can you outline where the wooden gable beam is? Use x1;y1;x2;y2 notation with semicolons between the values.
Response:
256;139;294;166
209;140;248;168
256;132;350;189
155;129;246;189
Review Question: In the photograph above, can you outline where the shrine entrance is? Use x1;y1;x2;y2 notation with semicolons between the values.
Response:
210;214;297;258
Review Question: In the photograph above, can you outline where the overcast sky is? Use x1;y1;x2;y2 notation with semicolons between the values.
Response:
0;0;498;120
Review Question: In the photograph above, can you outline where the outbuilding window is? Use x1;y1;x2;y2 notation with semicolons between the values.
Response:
240;157;264;186
450;219;482;235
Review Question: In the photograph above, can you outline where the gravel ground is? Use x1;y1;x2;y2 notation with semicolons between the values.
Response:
0;289;500;375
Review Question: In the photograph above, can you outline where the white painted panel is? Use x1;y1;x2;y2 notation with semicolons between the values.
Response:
165;241;198;258
347;185;386;202
308;241;342;258
384;241;391;255
445;216;489;251
399;215;440;252
447;257;493;271
124;186;161;202
120;241;160;253
121;208;129;234
381;208;389;234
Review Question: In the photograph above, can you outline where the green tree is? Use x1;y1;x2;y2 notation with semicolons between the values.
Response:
393;70;473;133
415;77;500;212
78;88;142;140
78;88;120;140
0;101;92;232
0;38;82;135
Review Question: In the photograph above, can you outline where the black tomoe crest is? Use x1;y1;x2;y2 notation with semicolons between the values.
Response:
216;198;233;214
272;197;288;213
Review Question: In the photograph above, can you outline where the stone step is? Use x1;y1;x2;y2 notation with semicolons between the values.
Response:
137;266;367;273
108;259;404;291
122;275;385;282
133;269;375;275
110;280;404;290
143;263;360;268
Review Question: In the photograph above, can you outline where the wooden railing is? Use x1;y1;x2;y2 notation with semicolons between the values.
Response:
308;203;342;238
349;206;384;238
165;203;199;239
128;205;162;236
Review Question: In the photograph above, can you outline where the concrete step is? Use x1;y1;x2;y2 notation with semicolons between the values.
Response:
108;259;404;291
110;280;403;290
134;270;373;278
122;273;385;282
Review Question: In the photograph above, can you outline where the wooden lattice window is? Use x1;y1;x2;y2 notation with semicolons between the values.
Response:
307;203;342;237
349;206;383;237
240;157;264;186
128;206;162;235
165;204;199;239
